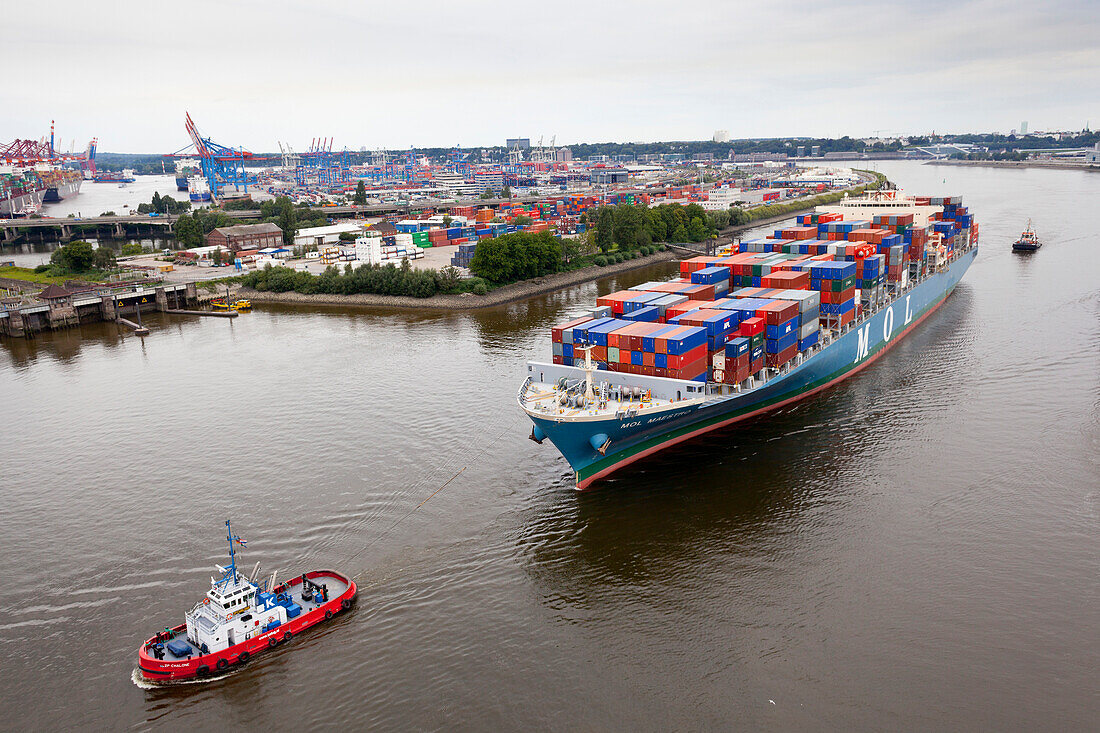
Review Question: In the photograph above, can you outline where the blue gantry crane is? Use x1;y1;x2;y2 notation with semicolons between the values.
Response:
169;113;254;203
295;138;351;189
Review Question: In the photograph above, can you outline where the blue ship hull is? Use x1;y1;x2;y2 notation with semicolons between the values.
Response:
526;246;977;489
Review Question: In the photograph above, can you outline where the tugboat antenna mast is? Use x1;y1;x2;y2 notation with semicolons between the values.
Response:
224;519;238;586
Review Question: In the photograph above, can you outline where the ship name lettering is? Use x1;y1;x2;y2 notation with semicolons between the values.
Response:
903;295;913;325
855;323;871;363
883;306;895;342
645;411;685;425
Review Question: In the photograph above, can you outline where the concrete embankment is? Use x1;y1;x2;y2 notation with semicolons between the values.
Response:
239;250;680;311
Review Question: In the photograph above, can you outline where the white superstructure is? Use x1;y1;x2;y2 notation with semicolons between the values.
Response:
183;565;288;655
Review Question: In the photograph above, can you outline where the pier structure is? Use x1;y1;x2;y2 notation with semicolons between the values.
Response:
0;282;201;338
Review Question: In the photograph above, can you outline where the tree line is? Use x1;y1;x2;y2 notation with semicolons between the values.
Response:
584;202;722;250
136;191;190;215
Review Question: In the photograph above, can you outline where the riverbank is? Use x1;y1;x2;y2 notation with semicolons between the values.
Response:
240;249;679;310
927;159;1100;172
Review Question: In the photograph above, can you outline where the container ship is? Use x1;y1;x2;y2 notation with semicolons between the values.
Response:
1;163;82;215
1;167;45;217
175;158;200;191
40;164;83;202
519;191;979;489
94;169;136;183
188;176;212;202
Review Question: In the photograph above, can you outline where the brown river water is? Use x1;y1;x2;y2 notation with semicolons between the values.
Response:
1;161;1097;729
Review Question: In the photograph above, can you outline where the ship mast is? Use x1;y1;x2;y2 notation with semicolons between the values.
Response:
220;519;241;590
224;517;235;581
582;345;595;402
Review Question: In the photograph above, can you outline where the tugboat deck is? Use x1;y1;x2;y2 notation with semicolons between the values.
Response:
157;575;350;661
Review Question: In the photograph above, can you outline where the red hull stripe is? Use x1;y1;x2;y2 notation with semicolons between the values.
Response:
577;288;953;490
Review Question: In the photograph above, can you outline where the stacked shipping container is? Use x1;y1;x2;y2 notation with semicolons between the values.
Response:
545;199;972;387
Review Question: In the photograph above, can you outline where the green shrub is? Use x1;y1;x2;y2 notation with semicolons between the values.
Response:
472;280;488;296
34;264;50;273
594;255;608;267
240;263;448;299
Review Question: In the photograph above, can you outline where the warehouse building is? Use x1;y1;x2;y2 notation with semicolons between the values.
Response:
205;223;283;252
293;222;368;249
590;168;629;186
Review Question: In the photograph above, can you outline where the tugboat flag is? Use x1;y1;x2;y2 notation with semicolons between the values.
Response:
235;537;247;547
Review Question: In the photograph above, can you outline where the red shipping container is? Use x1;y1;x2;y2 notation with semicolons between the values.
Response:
761;270;810;289
665;300;710;320
766;342;798;368
756;300;799;325
597;290;649;315
668;343;706;369
682;283;716;301
739;316;765;337
723;362;750;384
820;287;857;304
606;325;629;350
749;356;765;374
780;226;818;240
679;256;723;276
669;357;707;380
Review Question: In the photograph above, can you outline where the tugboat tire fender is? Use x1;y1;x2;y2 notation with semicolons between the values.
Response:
237;652;250;664
215;658;228;671
196;665;210;677
282;630;292;642
325;610;333;620
268;637;279;648
341;599;352;611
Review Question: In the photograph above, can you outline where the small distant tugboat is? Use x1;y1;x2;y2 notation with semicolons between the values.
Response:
137;521;356;682
1013;220;1042;252
210;298;251;312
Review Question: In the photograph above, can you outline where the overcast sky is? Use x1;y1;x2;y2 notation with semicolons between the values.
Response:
5;0;1098;153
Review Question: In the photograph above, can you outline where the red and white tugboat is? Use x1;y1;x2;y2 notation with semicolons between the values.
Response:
137;521;356;682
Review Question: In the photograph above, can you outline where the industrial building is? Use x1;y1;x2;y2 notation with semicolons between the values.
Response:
292;222;367;248
205;223;283;252
474;169;504;193
590;168;630;186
